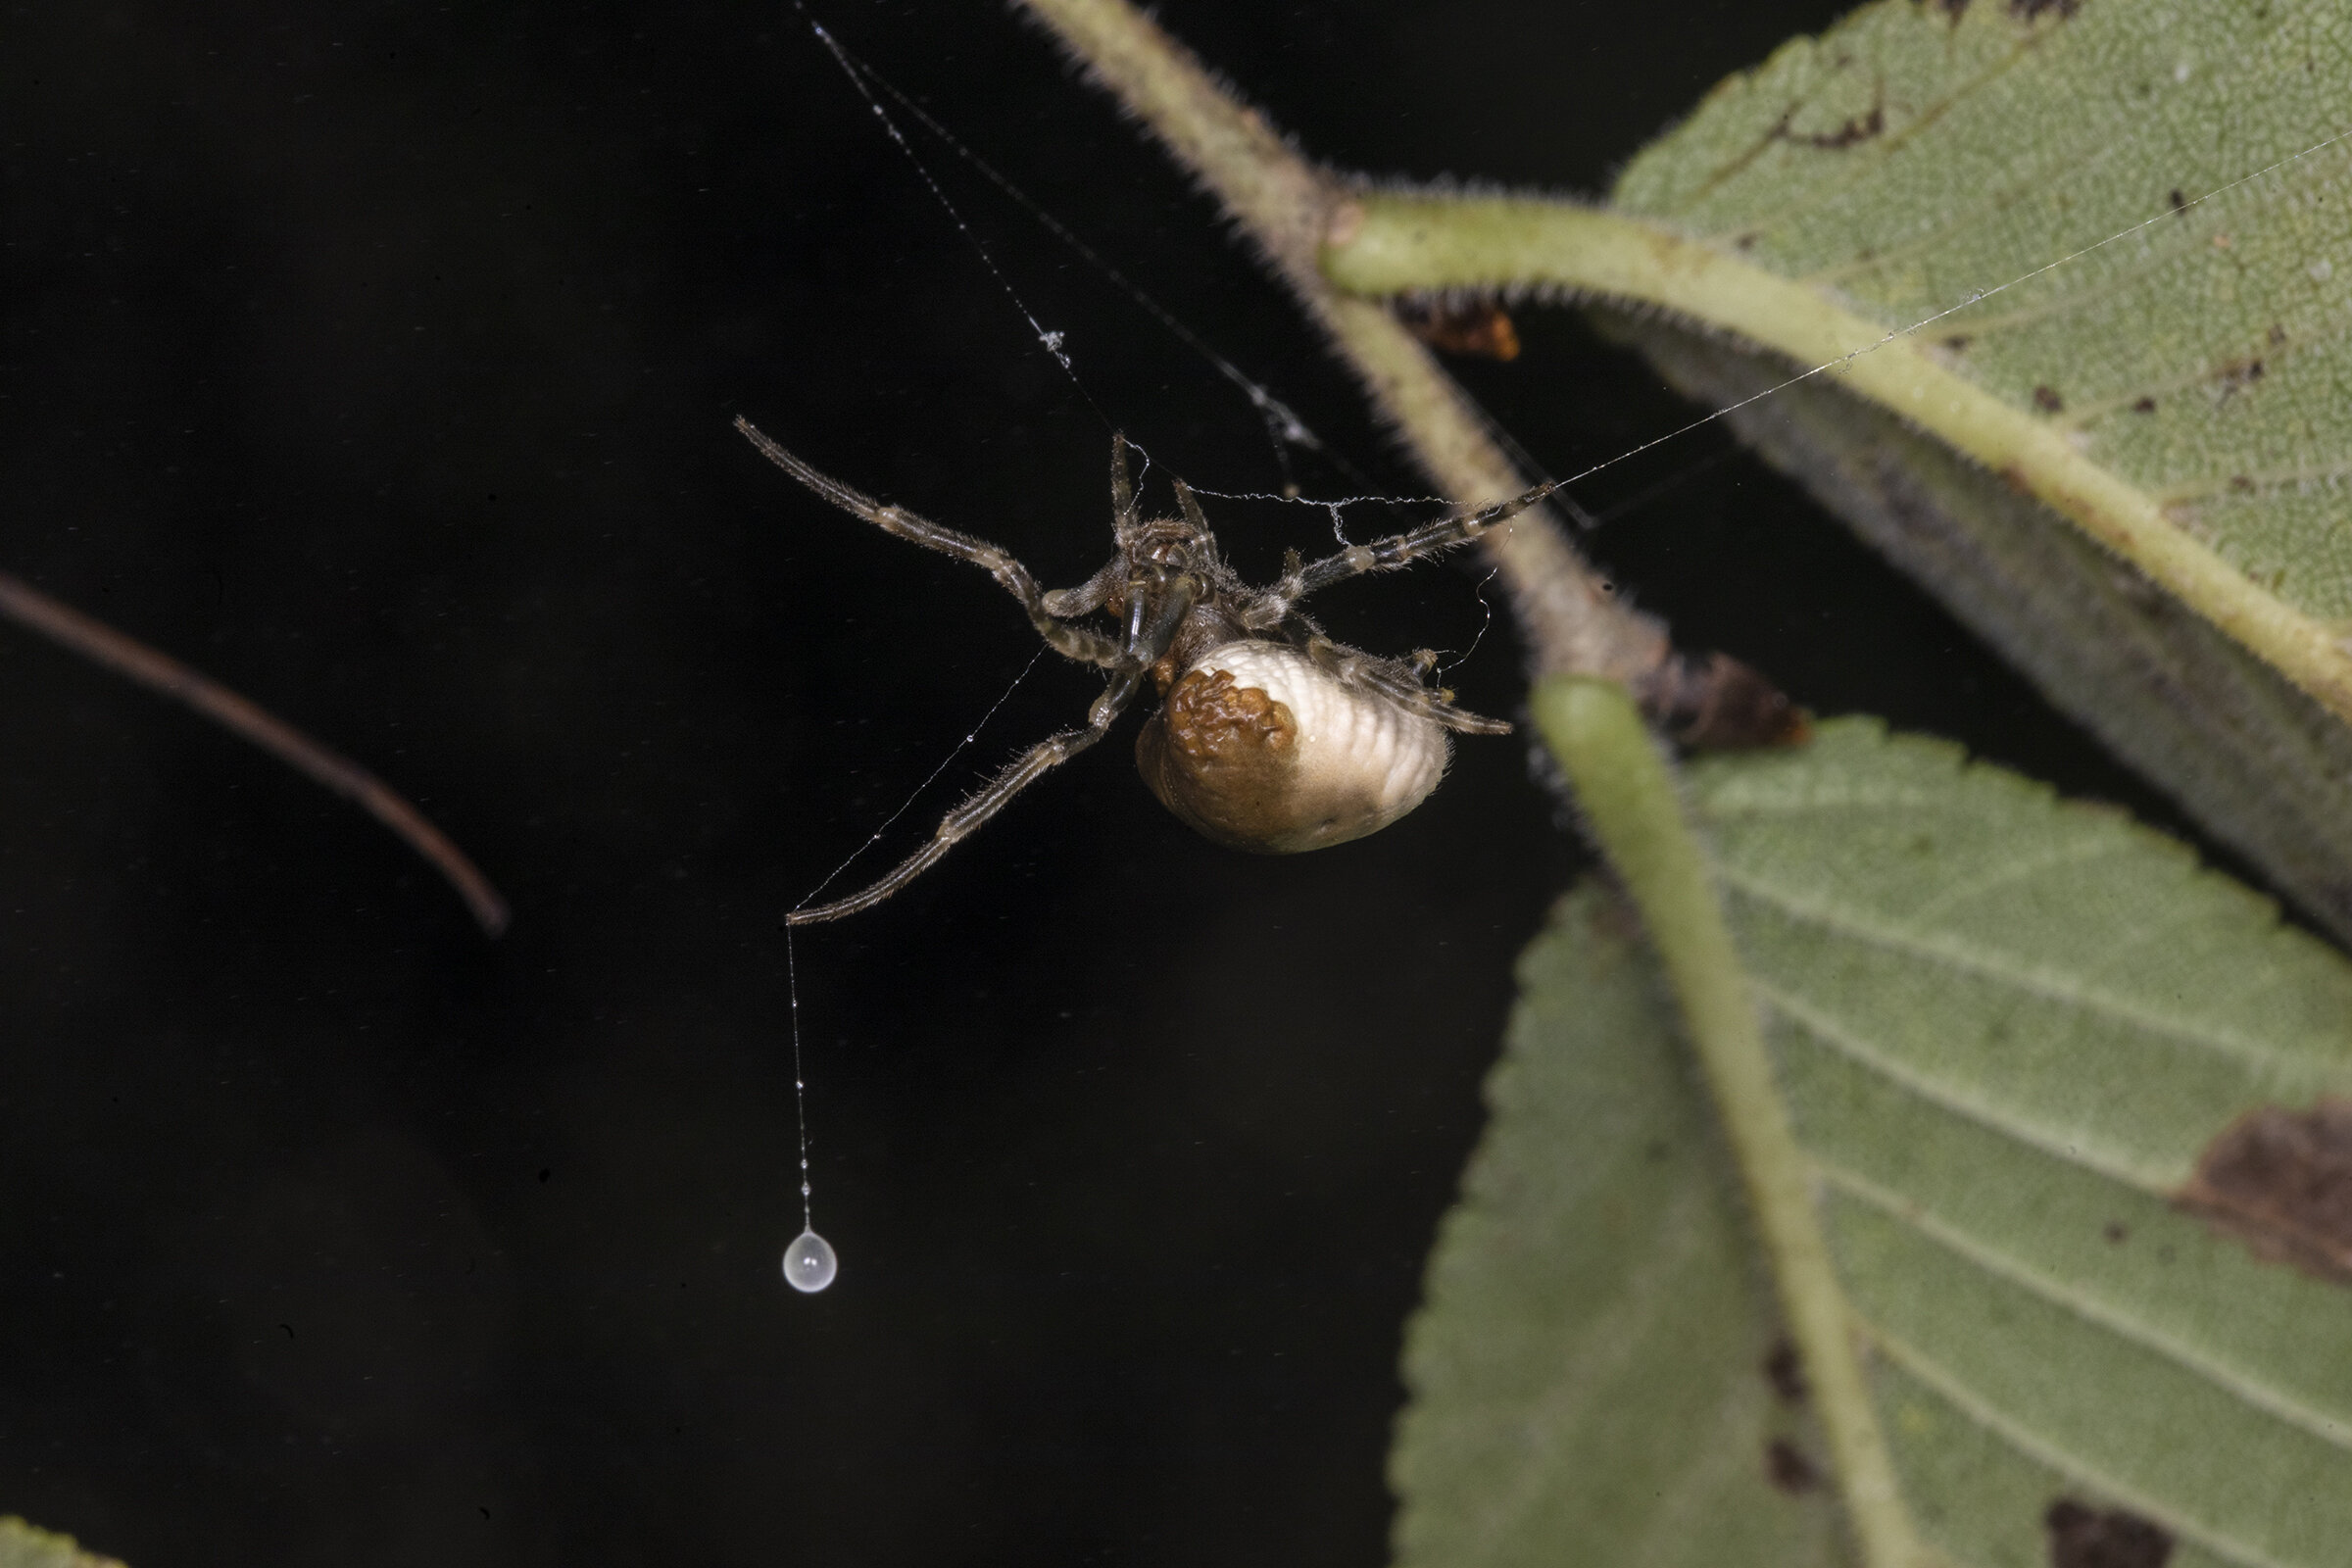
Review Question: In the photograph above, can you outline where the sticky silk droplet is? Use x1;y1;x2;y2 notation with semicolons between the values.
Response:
783;1229;838;1294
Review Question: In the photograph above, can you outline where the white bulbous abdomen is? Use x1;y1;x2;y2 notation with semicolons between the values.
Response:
1134;641;1449;855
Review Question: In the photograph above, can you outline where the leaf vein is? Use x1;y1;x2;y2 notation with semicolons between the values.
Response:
1866;1327;2298;1568
1719;862;2337;1087
1753;976;2176;1192
1822;1160;2352;1454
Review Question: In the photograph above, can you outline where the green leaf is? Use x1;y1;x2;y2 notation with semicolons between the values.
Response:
1396;720;2352;1567
1592;307;2352;948
0;1519;125;1568
1316;0;2352;939
1392;883;1846;1568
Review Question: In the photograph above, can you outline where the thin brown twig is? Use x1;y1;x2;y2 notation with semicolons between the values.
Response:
0;569;510;937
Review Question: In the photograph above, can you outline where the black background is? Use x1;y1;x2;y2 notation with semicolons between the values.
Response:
1;3;2213;1565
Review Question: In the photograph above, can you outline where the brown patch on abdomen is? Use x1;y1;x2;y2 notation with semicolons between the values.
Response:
2176;1095;2352;1285
1135;667;1301;853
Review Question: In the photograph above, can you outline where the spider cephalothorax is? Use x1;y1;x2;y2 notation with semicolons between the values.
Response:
737;417;1548;923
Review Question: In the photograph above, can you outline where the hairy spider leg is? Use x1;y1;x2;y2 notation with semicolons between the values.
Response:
736;416;1126;670
1109;430;1142;533
786;574;1204;925
1043;437;1154;618
1285;626;1513;736
1244;479;1558;628
785;714;1119;925
1170;476;1212;537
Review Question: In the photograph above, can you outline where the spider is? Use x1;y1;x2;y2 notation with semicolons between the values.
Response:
736;416;1551;924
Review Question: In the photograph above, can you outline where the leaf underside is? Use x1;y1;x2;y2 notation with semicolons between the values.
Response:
1598;305;2352;948
1600;0;2352;943
1394;721;2352;1568
1614;0;2352;624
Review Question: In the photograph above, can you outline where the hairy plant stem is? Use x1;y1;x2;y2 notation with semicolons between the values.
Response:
1533;677;1923;1568
1010;0;1669;687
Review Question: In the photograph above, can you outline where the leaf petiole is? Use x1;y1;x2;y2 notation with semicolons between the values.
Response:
1532;675;1925;1568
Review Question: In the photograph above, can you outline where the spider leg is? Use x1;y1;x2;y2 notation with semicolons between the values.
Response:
1042;558;1125;619
737;416;1125;669
787;666;1151;925
1110;432;1141;533
1240;479;1556;628
1291;629;1513;736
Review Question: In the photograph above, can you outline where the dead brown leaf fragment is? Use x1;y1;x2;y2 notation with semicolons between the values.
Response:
1394;296;1521;361
2176;1095;2352;1285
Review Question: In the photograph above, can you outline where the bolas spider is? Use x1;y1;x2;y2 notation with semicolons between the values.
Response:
737;416;1551;924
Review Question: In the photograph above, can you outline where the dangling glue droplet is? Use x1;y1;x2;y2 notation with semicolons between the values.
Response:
782;1229;838;1294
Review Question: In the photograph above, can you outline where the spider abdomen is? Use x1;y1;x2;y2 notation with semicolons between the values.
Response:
1135;641;1449;855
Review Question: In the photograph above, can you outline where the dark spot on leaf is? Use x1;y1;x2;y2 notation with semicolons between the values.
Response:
2215;357;2265;393
1780;100;1886;151
1931;0;1972;21
2102;1220;2129;1244
2010;0;2081;19
1942;333;1972;352
1764;1338;1807;1403
1765;1439;1821;1494
2034;385;2064;414
2177;1096;2352;1284
1736;231;1758;250
2131;396;2157;413
2229;474;2256;494
2268;321;2288;346
2169;188;2189;216
1395;297;1521;362
2045;1499;2173;1568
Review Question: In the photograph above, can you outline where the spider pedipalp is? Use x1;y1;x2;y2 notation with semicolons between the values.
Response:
737;416;1548;923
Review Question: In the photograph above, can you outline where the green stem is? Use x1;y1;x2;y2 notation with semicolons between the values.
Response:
1533;675;1925;1568
1326;193;2352;728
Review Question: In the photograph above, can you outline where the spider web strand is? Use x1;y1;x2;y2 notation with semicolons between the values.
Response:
791;646;1051;913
